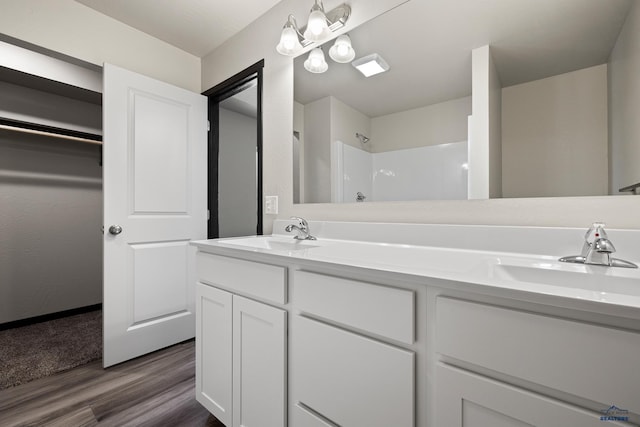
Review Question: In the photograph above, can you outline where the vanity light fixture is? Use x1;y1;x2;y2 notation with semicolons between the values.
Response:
352;53;390;77
304;47;329;73
329;34;356;63
276;1;351;57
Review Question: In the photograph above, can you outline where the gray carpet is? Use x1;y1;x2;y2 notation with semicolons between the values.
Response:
0;309;102;389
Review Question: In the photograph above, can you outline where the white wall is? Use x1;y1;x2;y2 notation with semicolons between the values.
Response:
502;65;608;198
0;0;200;91
609;0;640;195
331;96;372;151
203;0;640;230
0;84;103;323
469;46;502;199
371;96;471;153
218;108;258;237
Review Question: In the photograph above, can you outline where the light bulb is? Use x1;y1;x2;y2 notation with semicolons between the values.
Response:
276;25;302;56
329;34;355;63
304;48;328;73
308;10;326;36
303;3;329;42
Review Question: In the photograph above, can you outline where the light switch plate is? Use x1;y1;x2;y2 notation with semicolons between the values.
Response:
265;196;278;214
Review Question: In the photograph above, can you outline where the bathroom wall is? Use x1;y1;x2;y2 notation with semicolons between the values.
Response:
0;83;102;324
303;97;332;203
469;46;502;199
330;96;371;151
218;108;258;238
0;0;200;91
502;64;608;198
371;96;471;153
609;0;640;195
339;142;468;202
202;0;639;231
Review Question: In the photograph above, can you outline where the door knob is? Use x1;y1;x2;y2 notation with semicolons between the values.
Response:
109;225;123;235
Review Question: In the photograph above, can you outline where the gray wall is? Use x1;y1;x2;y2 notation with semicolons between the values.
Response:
218;107;258;238
0;82;102;324
502;64;608;198
609;0;640;194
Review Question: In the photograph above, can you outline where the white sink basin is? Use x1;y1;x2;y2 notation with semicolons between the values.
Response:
492;262;640;297
216;236;322;252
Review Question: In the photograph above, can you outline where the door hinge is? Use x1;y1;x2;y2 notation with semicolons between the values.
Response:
207;120;210;132
207;210;210;220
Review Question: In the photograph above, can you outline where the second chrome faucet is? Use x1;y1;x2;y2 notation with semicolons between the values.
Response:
559;222;637;268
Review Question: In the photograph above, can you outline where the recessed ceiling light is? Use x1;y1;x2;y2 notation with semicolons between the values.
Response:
351;53;389;77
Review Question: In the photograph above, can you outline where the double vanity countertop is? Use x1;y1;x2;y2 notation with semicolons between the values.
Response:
192;220;640;318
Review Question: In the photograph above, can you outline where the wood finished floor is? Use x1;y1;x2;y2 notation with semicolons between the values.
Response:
0;340;225;427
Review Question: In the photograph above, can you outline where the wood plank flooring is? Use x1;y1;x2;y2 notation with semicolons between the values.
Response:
0;340;225;427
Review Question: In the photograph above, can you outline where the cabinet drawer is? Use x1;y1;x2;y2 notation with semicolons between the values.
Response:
197;252;286;304
436;297;640;415
293;270;414;344
292;316;415;427
436;364;631;427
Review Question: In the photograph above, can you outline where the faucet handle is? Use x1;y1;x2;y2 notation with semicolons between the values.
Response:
584;222;606;242
290;216;308;229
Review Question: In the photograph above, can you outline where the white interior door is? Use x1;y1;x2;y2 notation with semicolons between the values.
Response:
103;63;207;367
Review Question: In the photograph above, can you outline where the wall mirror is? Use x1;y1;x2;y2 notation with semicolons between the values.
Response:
292;0;635;204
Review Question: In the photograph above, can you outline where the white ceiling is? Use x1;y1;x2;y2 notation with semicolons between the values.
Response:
73;0;633;119
295;0;633;117
75;0;283;57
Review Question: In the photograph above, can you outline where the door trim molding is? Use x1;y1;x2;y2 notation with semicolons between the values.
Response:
203;59;264;239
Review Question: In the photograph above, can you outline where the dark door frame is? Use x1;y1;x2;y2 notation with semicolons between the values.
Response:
203;59;264;239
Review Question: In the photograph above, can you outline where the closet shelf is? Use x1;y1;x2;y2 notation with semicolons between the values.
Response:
0;119;102;145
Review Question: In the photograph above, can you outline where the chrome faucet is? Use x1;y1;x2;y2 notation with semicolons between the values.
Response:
559;222;637;268
285;217;316;240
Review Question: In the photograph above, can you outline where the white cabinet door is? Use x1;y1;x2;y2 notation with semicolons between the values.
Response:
196;284;233;426
292;315;414;427
233;295;286;427
103;63;207;367
436;364;634;427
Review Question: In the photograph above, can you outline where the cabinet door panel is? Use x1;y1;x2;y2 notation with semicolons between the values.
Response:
292;316;414;427
233;295;286;427
196;283;232;426
436;365;634;427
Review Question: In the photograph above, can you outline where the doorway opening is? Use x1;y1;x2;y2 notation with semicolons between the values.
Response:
203;60;264;239
0;39;104;387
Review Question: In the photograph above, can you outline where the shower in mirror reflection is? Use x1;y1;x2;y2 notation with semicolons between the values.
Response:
355;132;369;144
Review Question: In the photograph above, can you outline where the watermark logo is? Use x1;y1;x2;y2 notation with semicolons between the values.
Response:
600;405;629;422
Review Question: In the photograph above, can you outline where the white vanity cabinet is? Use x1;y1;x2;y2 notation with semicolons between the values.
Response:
193;224;640;427
290;271;416;427
434;297;640;426
195;253;287;427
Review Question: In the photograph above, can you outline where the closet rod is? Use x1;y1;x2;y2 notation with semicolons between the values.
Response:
0;123;102;145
